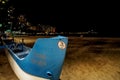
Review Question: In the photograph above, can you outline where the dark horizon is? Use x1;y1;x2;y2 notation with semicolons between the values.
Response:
2;0;120;36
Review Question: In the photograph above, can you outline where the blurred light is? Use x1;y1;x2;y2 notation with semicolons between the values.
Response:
0;24;2;27
0;0;9;4
2;1;5;4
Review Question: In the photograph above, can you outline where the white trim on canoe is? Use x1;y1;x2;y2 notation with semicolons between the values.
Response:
5;50;49;80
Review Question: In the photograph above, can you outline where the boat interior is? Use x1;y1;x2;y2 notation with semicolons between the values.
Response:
3;39;31;59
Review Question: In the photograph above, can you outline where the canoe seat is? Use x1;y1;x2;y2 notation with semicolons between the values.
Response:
10;43;23;53
13;49;23;53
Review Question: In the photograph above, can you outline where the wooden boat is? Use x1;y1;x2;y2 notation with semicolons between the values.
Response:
2;36;68;80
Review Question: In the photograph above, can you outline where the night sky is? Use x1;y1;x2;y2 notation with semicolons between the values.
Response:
7;0;119;36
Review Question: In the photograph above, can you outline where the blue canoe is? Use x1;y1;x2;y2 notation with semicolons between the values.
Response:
2;36;68;80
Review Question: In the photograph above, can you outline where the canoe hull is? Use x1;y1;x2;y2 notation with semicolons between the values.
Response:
3;36;68;80
5;49;49;80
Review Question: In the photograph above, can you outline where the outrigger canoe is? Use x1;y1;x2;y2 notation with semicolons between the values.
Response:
2;36;68;80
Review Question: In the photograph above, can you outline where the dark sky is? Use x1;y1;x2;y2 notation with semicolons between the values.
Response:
7;0;120;35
